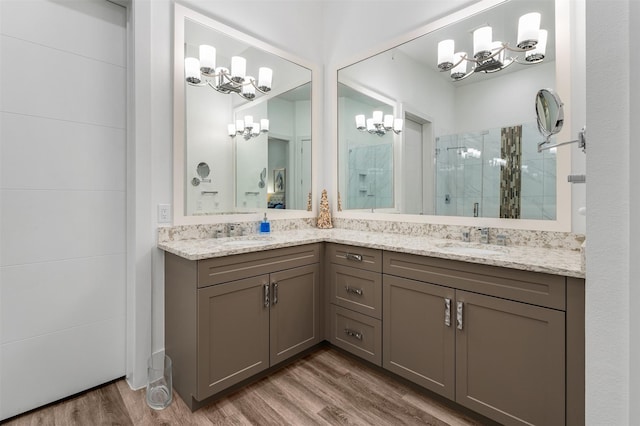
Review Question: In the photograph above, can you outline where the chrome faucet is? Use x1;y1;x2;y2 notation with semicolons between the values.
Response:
478;227;490;244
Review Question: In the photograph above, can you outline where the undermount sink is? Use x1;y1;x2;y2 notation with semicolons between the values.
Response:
220;239;270;247
435;242;507;256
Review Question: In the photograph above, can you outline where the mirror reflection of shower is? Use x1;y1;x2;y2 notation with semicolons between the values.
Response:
435;122;556;220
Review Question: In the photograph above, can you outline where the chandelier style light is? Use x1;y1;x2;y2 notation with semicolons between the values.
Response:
355;111;403;136
228;115;269;140
185;44;273;101
437;12;547;81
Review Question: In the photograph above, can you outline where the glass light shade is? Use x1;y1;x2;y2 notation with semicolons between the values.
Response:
473;26;492;59
260;118;269;132
437;39;455;69
394;118;403;133
355;114;366;130
228;123;236;137
450;52;467;79
383;114;394;129
517;12;541;49
366;118;375;132
244;115;253;127
236;119;244;132
185;57;201;84
199;45;216;73
526;29;547;62
251;124;260;136
372;111;383;125
242;76;256;99
258;67;273;91
231;56;246;82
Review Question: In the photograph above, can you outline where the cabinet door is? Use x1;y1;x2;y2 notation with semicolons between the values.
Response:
197;275;270;400
455;290;565;426
383;275;455;399
270;264;320;365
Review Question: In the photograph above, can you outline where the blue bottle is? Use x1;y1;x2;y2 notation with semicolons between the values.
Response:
260;213;271;234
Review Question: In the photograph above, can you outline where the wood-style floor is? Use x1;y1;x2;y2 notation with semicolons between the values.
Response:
3;347;491;425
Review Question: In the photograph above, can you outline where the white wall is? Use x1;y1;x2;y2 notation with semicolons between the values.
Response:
585;0;635;423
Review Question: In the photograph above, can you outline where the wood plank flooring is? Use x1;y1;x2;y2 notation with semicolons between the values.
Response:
3;347;492;425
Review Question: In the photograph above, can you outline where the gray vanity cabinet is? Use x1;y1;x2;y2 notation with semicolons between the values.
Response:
326;243;383;365
382;275;455;399
165;244;321;410
382;251;575;426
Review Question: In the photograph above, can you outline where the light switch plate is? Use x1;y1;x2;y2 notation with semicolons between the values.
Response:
158;204;171;223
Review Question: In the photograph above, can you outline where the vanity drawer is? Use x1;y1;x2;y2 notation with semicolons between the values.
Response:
329;263;382;319
328;305;382;366
197;244;320;287
326;243;382;273
383;251;566;310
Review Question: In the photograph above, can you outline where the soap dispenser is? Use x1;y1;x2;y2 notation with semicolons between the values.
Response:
260;213;271;234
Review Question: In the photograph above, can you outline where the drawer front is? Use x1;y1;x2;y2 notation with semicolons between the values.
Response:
383;251;566;310
197;244;320;287
326;243;382;273
328;304;382;366
329;263;382;319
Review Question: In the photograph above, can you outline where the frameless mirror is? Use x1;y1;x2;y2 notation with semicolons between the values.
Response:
535;88;564;142
174;4;315;222
337;0;571;223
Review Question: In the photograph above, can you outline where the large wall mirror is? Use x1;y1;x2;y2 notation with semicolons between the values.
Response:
174;4;318;224
335;0;576;231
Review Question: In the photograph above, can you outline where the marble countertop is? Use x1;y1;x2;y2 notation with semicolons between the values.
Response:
158;228;585;279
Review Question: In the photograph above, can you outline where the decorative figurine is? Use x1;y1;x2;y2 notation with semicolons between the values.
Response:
317;189;333;229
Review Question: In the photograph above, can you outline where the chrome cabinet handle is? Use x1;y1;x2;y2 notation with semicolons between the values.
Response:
264;283;270;308
456;301;464;330
345;286;363;296
272;282;278;305
344;328;363;340
345;253;363;262
445;298;451;327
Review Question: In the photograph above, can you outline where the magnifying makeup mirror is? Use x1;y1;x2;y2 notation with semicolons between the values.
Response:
535;88;586;153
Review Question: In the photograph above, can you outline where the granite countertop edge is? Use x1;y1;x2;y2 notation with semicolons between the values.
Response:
158;228;585;279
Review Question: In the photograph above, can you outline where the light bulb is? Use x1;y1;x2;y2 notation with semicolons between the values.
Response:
473;26;492;59
437;39;455;70
258;67;272;91
199;45;216;74
231;56;246;83
185;57;201;84
517;12;541;49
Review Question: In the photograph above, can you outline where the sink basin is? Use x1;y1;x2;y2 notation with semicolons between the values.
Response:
221;239;269;247
436;242;506;256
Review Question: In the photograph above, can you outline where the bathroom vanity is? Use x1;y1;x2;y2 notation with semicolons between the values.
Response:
160;228;584;425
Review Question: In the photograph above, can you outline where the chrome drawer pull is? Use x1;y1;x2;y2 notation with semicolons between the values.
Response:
344;328;363;340
264;284;270;308
445;298;451;327
272;282;278;305
345;253;363;262
345;286;363;296
456;301;464;330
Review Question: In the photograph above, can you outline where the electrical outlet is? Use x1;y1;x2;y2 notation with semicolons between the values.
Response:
158;204;171;223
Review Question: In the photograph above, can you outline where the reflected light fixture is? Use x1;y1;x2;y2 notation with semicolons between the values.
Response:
185;44;272;101
228;115;269;140
355;111;403;136
437;12;547;81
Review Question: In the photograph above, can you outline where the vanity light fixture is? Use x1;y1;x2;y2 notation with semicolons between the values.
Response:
228;115;269;140
185;44;273;100
437;12;547;81
355;111;403;136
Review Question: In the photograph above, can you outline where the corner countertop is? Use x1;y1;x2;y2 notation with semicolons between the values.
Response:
158;228;585;279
